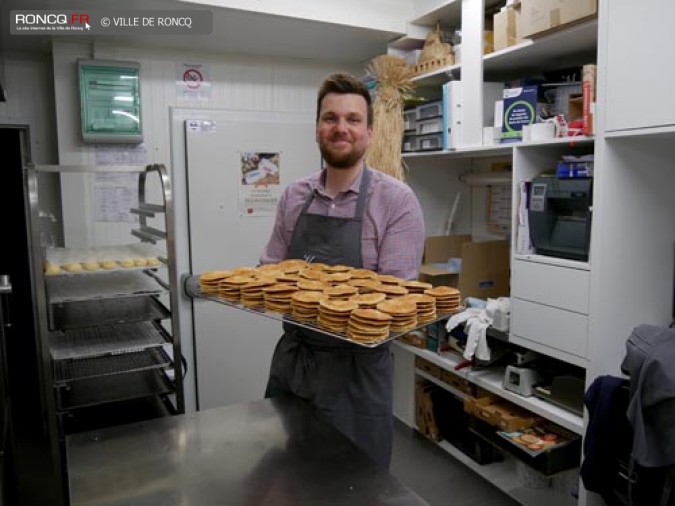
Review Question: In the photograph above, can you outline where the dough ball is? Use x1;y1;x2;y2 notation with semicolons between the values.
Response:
63;263;83;273
82;262;100;271
146;257;161;267
134;258;148;267
45;263;62;275
119;259;135;268
100;260;118;270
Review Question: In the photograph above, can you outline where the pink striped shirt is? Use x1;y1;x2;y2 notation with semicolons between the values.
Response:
260;167;425;280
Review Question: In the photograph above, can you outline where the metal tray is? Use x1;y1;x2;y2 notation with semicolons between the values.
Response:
56;369;174;411
46;270;167;304
184;275;458;348
49;296;170;331
54;347;173;384
50;320;171;360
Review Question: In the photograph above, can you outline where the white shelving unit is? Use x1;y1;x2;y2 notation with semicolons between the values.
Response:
396;1;675;505
397;341;584;434
392;2;604;505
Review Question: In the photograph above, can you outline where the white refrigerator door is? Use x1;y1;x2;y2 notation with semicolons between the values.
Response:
184;111;318;409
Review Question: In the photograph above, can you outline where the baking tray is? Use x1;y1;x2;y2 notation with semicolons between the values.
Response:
46;270;167;304
184;275;459;349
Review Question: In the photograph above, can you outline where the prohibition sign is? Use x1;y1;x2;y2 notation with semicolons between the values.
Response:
183;68;203;90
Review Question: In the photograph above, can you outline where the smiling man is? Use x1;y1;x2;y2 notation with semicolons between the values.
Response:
260;72;425;468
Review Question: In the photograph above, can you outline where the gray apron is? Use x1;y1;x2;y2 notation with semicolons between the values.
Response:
265;167;394;468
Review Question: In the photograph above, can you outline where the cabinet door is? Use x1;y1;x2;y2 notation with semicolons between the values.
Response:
604;0;675;131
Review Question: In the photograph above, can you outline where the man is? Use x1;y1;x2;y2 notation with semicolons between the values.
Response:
260;72;425;468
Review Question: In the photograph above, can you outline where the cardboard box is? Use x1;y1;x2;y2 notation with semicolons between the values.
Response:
520;0;597;39
418;235;510;299
415;356;443;379
567;93;583;122
494;6;522;52
582;63;596;135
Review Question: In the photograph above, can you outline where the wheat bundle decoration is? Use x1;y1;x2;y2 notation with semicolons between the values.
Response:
365;55;415;181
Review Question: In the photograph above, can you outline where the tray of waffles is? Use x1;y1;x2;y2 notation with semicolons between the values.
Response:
187;259;463;348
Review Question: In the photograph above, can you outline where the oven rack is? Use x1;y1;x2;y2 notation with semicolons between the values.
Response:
49;295;170;331
46;270;167;304
53;347;173;384
50;321;170;360
56;369;175;411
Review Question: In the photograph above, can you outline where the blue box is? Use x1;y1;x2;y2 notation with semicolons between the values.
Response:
501;85;537;143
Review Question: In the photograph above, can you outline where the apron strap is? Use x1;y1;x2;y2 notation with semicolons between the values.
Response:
298;165;371;219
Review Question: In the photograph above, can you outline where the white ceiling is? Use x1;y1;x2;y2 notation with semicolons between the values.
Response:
1;0;405;63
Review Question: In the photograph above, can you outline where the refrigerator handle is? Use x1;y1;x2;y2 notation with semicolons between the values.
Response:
0;275;12;329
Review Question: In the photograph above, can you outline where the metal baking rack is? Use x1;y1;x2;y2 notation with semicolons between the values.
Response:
50;321;171;360
185;275;457;348
56;369;174;411
49;296;170;330
46;270;167;304
54;347;172;384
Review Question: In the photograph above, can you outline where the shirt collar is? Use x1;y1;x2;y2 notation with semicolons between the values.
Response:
317;165;366;196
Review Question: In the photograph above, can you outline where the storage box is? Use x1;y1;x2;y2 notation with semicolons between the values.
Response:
416;100;443;120
494;6;522;52
520;0;597;39
418;235;510;299
417;133;443;151
582;63;596;135
415;356;443;379
416;117;443;136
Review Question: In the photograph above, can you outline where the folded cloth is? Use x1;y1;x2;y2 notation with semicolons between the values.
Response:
445;298;511;361
446;308;492;361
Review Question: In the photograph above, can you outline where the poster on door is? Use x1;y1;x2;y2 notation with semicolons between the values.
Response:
238;152;281;217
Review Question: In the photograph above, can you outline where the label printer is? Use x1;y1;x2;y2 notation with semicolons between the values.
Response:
529;176;592;261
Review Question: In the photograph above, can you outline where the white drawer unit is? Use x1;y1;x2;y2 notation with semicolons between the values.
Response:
511;298;589;359
511;259;590;315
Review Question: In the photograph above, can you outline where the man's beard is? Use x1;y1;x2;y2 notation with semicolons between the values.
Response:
319;139;365;169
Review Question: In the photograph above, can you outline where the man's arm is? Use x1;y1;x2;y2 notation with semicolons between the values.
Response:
377;190;425;280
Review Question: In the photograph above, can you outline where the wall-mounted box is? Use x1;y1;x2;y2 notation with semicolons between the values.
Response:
78;59;143;144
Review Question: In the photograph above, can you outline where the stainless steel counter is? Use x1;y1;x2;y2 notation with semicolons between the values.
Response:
67;395;429;505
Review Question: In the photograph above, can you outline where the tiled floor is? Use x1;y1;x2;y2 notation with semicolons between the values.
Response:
391;422;520;506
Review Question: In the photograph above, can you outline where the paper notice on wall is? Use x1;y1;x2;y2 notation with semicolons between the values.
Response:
94;172;139;223
95;144;148;166
177;63;211;101
238;152;281;217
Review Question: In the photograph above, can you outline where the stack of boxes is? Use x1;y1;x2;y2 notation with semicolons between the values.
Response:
402;100;444;153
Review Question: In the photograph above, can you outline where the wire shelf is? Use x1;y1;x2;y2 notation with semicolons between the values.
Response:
46;270;167;304
50;296;170;330
50;321;170;360
56;369;174;411
54;347;172;384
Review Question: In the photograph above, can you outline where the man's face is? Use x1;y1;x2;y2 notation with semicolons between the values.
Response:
316;93;372;169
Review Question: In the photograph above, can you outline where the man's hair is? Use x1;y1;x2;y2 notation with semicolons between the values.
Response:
316;73;373;127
